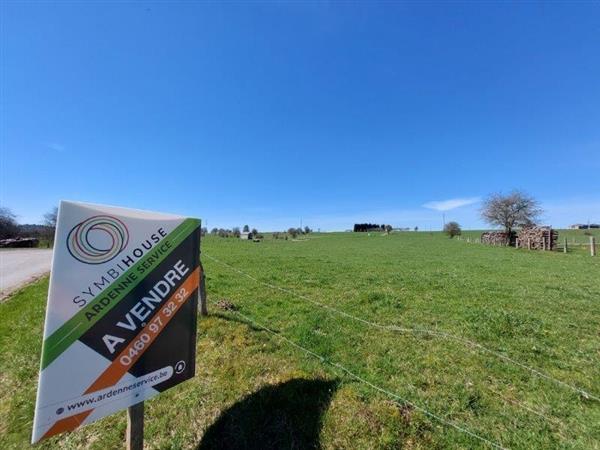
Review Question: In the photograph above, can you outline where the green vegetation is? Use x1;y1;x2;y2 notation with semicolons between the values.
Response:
1;231;599;449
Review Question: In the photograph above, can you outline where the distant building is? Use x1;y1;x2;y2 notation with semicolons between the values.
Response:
570;224;600;229
239;232;253;240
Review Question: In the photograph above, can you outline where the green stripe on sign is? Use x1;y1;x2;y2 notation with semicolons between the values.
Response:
41;218;200;369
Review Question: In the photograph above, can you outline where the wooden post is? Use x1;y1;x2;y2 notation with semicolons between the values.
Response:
591;236;597;257
527;238;531;250
126;402;144;450
515;238;519;249
542;237;546;251
564;237;568;253
199;261;208;316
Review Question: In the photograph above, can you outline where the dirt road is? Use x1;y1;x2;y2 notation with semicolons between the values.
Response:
0;249;52;300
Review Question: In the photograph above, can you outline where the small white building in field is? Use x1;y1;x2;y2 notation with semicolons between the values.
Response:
239;232;253;240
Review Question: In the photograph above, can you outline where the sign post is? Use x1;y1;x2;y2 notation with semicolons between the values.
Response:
32;201;201;445
199;261;208;316
126;402;144;450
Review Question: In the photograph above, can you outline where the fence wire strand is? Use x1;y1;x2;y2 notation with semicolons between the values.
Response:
227;306;508;450
204;253;598;402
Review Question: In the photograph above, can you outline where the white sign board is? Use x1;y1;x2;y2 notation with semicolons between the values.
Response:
32;201;201;443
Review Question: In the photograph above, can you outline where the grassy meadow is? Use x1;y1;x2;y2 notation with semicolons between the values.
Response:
1;231;599;449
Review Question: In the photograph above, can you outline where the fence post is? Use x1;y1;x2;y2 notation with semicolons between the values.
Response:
591;236;597;257
564;237;568;254
126;402;144;450
199;260;208;316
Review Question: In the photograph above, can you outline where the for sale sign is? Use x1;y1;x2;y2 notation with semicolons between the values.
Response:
32;201;201;443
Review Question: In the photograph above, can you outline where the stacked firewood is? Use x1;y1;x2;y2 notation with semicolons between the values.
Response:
480;231;514;246
516;226;558;250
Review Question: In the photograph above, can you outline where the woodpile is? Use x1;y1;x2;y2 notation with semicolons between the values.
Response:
0;237;39;248
517;226;558;250
480;231;514;246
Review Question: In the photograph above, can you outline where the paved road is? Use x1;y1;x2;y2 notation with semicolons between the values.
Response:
0;249;53;299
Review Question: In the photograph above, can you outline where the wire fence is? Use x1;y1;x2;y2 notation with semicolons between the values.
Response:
203;253;598;403
228;306;508;449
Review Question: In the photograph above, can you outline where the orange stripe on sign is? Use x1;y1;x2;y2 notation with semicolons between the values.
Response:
41;267;200;440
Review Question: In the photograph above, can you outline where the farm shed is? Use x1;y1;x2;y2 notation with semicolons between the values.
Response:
239;232;253;240
570;224;599;229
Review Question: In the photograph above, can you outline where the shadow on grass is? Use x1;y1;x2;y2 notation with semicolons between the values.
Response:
197;378;339;450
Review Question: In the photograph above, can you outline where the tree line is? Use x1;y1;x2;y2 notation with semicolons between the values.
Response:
353;223;385;232
208;225;312;239
0;206;57;242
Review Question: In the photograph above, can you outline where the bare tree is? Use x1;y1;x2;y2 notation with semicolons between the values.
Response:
480;191;542;242
0;207;19;239
43;206;58;227
41;206;59;244
443;221;461;238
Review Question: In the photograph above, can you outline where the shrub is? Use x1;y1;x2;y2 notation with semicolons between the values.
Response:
444;221;462;238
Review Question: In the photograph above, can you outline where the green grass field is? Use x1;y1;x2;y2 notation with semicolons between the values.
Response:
1;231;599;449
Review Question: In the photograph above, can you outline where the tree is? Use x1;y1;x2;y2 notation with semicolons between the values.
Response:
304;226;311;234
444;221;461;238
200;227;207;236
414;226;419;232
210;228;218;235
243;225;249;233
251;228;258;235
287;227;298;238
0;207;19;239
480;191;542;242
384;224;393;234
43;206;58;227
40;206;59;244
232;227;241;238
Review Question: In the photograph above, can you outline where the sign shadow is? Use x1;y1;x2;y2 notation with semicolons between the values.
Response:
197;378;339;450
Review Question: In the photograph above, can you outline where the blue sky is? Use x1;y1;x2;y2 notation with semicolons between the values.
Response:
1;2;599;230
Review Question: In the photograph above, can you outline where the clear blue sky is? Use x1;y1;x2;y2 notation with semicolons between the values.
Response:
1;2;599;230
